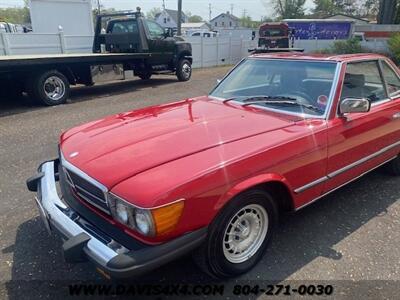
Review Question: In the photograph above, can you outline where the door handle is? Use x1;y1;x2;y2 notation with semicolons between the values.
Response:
393;112;400;120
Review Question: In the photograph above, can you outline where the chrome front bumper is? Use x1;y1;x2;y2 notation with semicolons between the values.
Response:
29;160;208;278
35;160;123;267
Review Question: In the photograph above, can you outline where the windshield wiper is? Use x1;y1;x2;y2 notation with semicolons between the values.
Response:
223;95;298;104
242;96;324;114
222;95;324;114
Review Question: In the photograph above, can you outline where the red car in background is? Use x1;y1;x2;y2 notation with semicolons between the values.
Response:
28;53;400;279
258;22;290;48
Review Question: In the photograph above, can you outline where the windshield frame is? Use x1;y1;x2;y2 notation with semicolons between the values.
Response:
209;58;341;120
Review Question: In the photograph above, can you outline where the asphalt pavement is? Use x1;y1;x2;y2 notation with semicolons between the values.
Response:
0;66;399;299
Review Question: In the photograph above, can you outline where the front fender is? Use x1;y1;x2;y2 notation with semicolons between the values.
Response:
214;173;294;211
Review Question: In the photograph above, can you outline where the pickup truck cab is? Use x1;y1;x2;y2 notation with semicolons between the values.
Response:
28;53;400;279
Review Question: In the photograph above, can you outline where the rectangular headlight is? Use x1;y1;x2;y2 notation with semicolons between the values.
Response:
108;193;184;237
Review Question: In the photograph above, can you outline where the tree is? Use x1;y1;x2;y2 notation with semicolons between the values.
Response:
271;0;306;19
0;0;30;24
313;0;337;17
92;4;116;17
313;0;358;17
333;0;356;15
363;0;380;18
188;15;203;22
239;12;262;28
146;7;162;20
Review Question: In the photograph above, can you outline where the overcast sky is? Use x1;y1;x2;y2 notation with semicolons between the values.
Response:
0;0;315;20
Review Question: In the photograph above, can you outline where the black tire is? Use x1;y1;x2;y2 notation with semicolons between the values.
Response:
27;70;70;106
384;155;400;176
138;71;152;80
176;59;192;82
193;189;278;279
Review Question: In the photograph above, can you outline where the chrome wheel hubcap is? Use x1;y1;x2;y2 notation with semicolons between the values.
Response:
223;204;268;264
44;76;65;101
182;63;191;78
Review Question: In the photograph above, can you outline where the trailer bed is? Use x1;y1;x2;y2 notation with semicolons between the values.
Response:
0;52;153;68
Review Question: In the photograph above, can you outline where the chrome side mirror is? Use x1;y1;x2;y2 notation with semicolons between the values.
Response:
339;98;371;115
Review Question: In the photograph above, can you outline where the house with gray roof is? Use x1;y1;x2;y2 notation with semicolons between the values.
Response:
155;9;188;28
210;12;240;30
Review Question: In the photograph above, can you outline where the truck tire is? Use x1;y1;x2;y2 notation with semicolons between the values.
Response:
176;59;192;82
192;189;278;279
28;70;70;106
384;155;400;176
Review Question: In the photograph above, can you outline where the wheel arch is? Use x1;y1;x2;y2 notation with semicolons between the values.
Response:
55;67;77;85
176;50;193;64
215;174;295;216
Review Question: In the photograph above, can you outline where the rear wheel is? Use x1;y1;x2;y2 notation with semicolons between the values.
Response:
384;155;400;176
28;70;70;106
176;59;192;82
193;189;278;279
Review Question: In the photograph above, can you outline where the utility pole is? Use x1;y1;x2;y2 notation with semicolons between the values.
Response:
177;0;182;36
162;0;165;10
230;3;234;15
209;3;212;22
96;0;101;14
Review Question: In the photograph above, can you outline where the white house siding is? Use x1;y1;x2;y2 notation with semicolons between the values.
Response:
211;13;240;30
155;11;177;28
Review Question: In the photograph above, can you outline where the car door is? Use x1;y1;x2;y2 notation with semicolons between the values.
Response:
145;20;175;65
324;59;400;192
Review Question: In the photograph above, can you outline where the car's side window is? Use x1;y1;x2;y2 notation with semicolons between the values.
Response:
381;61;400;97
341;61;387;103
147;21;165;39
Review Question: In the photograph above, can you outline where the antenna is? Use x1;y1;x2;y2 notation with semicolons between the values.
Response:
230;4;234;15
209;3;212;22
162;0;165;10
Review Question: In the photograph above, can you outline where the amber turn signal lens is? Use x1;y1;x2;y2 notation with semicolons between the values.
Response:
151;201;185;236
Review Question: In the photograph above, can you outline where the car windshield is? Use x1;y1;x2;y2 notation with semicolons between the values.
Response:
210;58;338;116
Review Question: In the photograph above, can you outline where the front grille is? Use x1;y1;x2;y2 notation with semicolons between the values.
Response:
64;168;110;214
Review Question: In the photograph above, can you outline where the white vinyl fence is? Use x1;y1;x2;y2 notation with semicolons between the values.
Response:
185;36;256;68
0;31;256;69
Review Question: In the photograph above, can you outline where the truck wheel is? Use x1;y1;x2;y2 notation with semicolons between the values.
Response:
193;189;278;279
176;59;192;82
28;70;70;106
384;155;400;176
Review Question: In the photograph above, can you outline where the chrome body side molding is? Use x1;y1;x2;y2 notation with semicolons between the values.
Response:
294;140;400;195
295;155;397;211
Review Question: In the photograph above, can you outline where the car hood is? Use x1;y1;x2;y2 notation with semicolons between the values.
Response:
60;96;298;188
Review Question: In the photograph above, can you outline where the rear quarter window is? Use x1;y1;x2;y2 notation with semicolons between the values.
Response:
108;20;138;34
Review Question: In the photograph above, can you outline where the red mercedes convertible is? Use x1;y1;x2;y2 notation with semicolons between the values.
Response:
28;53;400;279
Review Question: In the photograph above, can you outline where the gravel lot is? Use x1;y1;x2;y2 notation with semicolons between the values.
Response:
0;66;399;299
